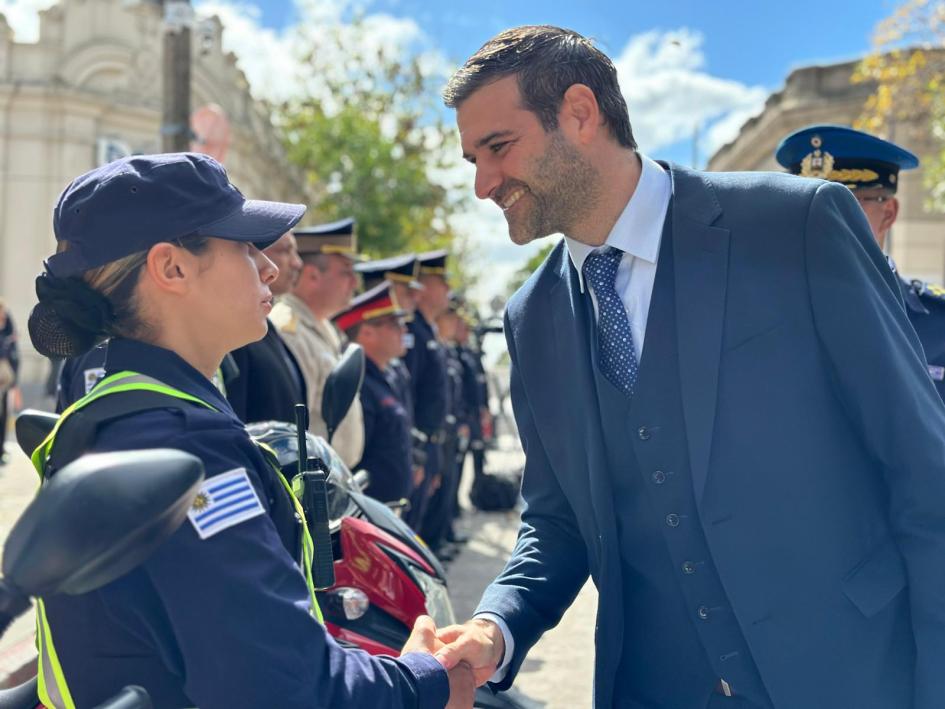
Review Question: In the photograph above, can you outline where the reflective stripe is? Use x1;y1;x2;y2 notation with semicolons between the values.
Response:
33;371;323;703
258;442;324;624
36;600;75;709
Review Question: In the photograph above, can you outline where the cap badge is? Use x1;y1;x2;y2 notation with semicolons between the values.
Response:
800;135;835;179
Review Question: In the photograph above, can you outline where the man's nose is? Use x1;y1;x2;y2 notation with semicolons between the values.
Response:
474;163;502;201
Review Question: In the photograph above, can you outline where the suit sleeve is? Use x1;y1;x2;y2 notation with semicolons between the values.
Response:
474;311;589;690
805;180;945;708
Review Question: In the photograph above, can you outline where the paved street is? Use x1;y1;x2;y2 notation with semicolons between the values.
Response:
0;440;39;688
447;441;597;709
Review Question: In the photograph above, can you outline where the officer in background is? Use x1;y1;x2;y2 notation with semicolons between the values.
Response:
421;300;466;556
776;125;945;400
356;254;428;489
403;250;450;531
454;310;489;512
271;218;364;467
334;282;414;506
355;254;423;416
227;231;307;423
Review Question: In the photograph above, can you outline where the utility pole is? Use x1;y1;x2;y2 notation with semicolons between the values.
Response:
161;0;192;153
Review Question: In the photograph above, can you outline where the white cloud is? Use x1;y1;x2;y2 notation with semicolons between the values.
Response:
0;0;57;42
0;0;771;306
613;28;768;159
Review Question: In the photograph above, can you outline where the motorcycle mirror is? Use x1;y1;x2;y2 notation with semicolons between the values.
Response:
15;409;59;457
321;344;365;444
3;449;204;597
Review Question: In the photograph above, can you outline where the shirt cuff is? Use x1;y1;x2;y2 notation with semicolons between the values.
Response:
398;651;449;709
473;612;514;683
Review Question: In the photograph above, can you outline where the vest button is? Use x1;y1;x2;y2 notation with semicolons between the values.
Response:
638;426;651;440
698;606;710;620
666;513;680;528
652;470;666;484
682;561;696;574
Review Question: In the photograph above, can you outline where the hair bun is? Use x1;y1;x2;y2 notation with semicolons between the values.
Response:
28;273;113;358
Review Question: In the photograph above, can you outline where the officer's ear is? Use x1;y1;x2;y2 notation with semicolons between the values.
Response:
879;196;900;235
144;241;202;295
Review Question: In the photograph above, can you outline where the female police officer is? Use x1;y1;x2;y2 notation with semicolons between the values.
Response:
26;154;469;709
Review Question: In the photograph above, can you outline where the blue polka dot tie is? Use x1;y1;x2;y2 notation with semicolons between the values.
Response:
583;246;639;396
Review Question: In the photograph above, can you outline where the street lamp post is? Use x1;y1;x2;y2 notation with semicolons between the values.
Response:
161;0;192;153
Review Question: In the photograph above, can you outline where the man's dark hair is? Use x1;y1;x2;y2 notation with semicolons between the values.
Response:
443;25;636;150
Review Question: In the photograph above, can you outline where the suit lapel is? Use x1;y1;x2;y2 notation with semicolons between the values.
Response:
549;249;619;534
664;164;730;506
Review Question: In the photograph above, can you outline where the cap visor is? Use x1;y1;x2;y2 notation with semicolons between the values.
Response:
197;199;306;249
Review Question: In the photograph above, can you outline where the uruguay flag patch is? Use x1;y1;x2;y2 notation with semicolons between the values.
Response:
187;468;265;540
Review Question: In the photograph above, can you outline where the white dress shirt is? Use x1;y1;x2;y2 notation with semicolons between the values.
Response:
478;155;672;682
565;154;671;357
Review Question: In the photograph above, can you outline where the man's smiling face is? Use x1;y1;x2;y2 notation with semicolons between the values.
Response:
457;75;597;245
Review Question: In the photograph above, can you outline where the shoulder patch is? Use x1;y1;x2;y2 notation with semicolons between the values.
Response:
188;468;265;540
270;303;298;334
83;367;106;394
913;279;945;302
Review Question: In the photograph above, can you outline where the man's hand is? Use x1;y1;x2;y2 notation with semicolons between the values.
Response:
446;661;476;709
435;618;505;686
400;615;444;656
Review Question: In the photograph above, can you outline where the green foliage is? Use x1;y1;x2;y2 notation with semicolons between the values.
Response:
854;0;945;211
277;17;468;258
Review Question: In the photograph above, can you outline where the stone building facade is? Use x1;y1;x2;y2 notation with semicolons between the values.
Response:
0;0;316;382
709;58;945;286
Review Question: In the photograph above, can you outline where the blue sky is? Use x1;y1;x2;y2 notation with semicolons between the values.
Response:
234;0;897;167
0;0;903;301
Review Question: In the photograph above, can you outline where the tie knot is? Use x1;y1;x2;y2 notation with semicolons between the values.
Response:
583;246;622;292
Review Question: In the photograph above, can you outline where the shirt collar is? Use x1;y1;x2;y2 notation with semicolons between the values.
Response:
565;154;671;292
105;337;238;421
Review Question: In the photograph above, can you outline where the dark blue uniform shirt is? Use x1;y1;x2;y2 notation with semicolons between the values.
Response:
356;358;413;504
901;277;945;403
42;338;448;709
403;313;447;437
56;343;107;412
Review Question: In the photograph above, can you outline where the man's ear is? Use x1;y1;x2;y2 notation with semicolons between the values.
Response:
144;243;195;295
880;196;900;235
559;84;601;145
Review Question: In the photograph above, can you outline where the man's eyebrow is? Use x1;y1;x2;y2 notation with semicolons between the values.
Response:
463;130;515;163
475;130;515;149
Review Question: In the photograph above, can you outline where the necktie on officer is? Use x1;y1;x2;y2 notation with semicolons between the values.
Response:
583;246;639;396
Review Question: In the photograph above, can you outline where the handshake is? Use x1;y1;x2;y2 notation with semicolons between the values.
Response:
400;615;507;709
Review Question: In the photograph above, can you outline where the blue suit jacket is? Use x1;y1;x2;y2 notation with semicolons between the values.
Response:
479;164;945;708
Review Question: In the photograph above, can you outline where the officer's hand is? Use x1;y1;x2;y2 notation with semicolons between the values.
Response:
435;618;505;687
413;466;425;487
400;614;444;656
446;661;476;709
431;473;443;493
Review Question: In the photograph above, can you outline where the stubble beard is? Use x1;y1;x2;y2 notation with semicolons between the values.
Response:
506;131;601;245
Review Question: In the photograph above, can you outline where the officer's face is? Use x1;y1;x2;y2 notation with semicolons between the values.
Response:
391;281;416;315
418;274;450;317
363;316;407;360
853;188;899;249
319;254;359;314
264;233;303;295
194;238;278;349
457;75;599;245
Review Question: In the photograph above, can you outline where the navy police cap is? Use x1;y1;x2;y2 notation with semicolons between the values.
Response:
417;249;449;278
775;124;919;192
356;253;422;290
47;153;306;277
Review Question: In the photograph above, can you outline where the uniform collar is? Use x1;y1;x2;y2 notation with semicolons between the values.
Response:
900;276;930;315
104;338;237;421
565;153;670;293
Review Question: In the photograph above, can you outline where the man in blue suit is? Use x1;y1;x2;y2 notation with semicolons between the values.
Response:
433;25;945;709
